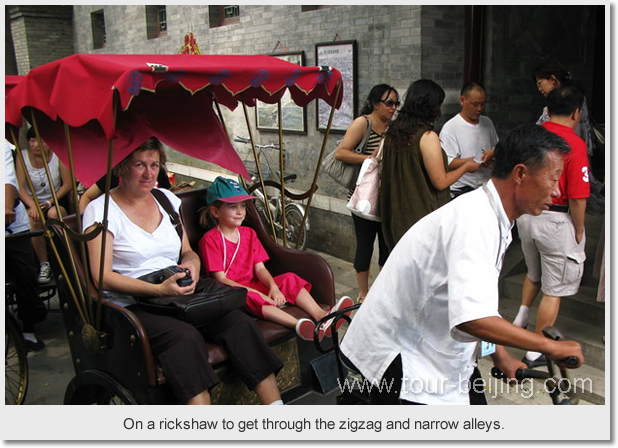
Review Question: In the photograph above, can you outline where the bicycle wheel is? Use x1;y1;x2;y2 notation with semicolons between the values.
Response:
284;203;309;251
5;315;29;405
248;184;279;240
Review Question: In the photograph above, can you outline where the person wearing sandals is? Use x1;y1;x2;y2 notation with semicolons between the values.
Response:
335;84;399;303
198;176;353;341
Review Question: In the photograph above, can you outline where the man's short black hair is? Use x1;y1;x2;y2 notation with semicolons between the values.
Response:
546;85;585;117
460;82;485;96
492;124;570;179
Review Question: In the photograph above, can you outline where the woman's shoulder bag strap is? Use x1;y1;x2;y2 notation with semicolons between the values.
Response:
151;189;183;261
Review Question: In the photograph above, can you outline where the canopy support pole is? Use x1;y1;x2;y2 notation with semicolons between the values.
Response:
95;93;119;331
276;100;288;247
241;101;277;241
63;123;94;325
299;80;343;249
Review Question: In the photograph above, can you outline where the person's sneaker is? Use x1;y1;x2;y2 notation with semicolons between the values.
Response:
295;318;324;342
25;338;46;352
38;262;53;284
522;354;547;369
321;296;355;337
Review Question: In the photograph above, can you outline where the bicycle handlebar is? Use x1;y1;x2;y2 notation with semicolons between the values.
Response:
491;366;550;381
491;357;579;381
234;136;281;150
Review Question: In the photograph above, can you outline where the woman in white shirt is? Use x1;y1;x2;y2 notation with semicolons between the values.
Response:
16;127;72;284
83;138;284;405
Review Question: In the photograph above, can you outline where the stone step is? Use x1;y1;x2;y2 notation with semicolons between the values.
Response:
478;349;605;405
498;293;605;371
502;273;605;327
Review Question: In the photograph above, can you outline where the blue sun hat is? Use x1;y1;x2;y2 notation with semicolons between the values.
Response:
207;176;255;205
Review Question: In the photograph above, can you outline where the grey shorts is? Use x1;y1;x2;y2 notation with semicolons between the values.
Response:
517;211;586;297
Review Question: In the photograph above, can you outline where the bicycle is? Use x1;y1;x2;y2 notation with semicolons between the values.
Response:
5;229;58;405
491;326;580;405
5;282;29;406
234;136;310;251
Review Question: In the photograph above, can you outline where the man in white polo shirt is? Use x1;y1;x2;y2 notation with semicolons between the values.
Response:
440;82;499;197
340;124;583;405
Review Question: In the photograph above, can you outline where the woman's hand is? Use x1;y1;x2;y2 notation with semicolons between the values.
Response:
27;207;41;223
335;116;372;164
159;273;196;296
463;160;481;173
39;200;51;212
178;261;199;289
5;208;16;226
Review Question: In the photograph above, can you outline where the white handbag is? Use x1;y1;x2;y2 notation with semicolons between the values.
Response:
346;137;385;222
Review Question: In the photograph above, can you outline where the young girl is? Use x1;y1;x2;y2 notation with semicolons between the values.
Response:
198;177;353;341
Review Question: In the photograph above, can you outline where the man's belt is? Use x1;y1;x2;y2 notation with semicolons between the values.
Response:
548;204;569;213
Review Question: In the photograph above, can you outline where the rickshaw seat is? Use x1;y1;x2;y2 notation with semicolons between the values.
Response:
177;187;336;311
51;187;337;403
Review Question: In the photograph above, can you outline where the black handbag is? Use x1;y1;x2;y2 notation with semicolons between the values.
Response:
136;277;247;328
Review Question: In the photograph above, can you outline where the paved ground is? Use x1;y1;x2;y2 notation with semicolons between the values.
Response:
15;250;599;406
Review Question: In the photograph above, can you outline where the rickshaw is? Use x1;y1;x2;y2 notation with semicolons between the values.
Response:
5;53;347;404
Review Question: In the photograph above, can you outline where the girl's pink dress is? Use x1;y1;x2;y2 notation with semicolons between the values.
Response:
198;226;311;318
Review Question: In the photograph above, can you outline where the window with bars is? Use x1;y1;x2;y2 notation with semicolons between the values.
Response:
146;5;167;39
223;5;240;19
209;5;240;27
91;10;106;49
158;6;167;32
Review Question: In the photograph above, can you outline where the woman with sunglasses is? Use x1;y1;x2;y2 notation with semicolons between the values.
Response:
334;84;399;303
380;79;479;251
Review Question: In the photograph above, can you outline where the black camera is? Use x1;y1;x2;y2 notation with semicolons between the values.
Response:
163;266;193;287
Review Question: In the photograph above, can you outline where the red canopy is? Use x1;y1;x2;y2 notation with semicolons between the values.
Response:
5;54;343;186
5;75;24;97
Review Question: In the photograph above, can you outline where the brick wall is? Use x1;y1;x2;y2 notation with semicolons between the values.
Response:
9;6;73;75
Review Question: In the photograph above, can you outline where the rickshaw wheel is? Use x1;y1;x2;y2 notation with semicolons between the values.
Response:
64;370;139;405
5;314;29;405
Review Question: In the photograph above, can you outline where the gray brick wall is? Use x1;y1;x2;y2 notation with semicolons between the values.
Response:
9;6;73;74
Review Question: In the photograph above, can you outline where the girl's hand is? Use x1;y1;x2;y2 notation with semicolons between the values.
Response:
258;291;276;305
269;287;287;307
